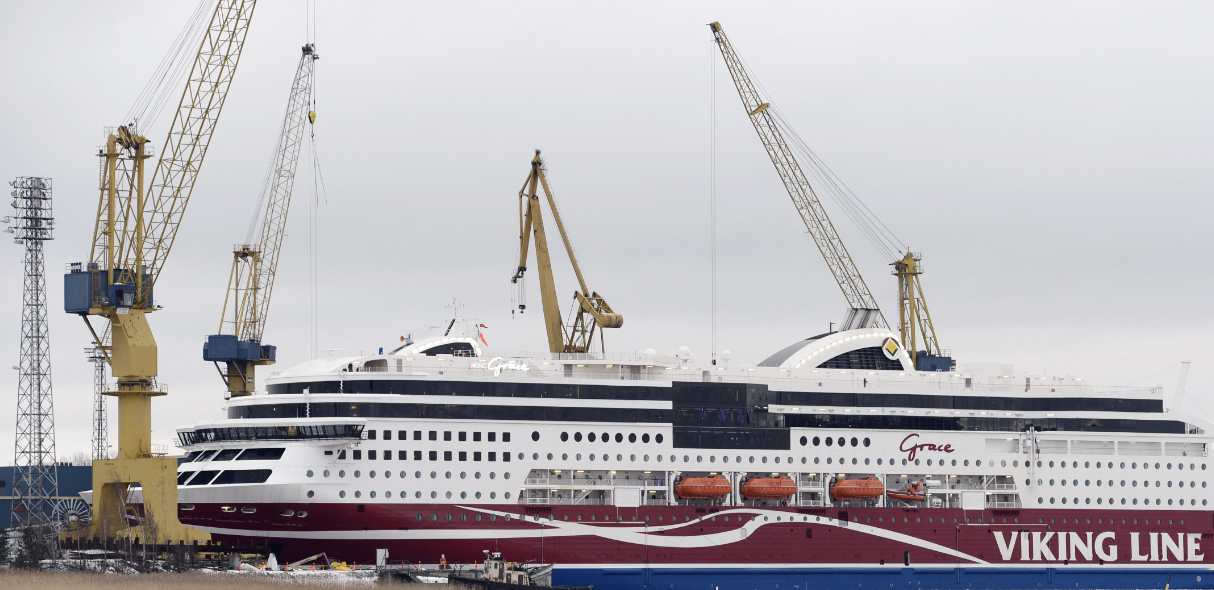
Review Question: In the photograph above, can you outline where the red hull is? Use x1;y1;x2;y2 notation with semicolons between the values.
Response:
182;502;1214;568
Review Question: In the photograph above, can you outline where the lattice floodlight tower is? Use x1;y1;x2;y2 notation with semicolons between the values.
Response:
7;176;59;530
87;339;109;460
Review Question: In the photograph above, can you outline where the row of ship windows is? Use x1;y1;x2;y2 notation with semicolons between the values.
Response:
311;490;514;501
1040;478;1208;489
1039;497;1208;507
179;505;305;517
306;469;509;481
1039;460;1206;471
560;432;663;444
342;449;511;462
367;430;510;442
803;436;870;448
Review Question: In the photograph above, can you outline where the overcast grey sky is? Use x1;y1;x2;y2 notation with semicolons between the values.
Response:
1;1;1211;462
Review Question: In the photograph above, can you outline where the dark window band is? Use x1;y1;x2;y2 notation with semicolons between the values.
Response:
673;427;790;450
267;379;1161;414
226;403;667;424
784;414;1185;434
177;423;363;447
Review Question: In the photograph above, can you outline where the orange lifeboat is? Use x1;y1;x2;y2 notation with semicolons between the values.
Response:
886;481;928;503
674;475;731;499
830;477;884;500
740;476;796;500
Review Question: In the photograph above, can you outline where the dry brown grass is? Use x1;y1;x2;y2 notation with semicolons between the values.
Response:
0;570;424;590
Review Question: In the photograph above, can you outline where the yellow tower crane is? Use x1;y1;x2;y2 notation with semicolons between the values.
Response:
709;22;949;369
205;43;318;397
511;150;622;354
64;0;256;541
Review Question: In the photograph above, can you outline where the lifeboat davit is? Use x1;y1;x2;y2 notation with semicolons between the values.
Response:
830;477;884;500
886;481;928;502
740;476;796;500
674;475;731;499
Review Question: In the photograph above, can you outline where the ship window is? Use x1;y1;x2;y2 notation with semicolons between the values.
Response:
813;437;821;446
398;430;407;440
489;432;497;442
863;438;870;447
414;451;422;460
213;449;243;461
531;431;540;441
444;431;452;441
459;451;467;461
837;437;845;447
489;452;497;462
825;438;833;447
368;430;377;440
850;437;858;447
353;450;362;460
615;433;623;443
474;452;482;461
429;431;437;441
444;451;452;461
643;433;650;443
429;451;437;461
474;432;482;441
503;432;510;442
459;432;467;442
629;433;637;443
385;450;393;460
800;436;808;446
656;434;664;444
414;431;422;440
561;432;569;442
212;469;272;485
368;451;377;460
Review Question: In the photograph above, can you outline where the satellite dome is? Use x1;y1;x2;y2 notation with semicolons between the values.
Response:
644;348;657;355
677;346;692;359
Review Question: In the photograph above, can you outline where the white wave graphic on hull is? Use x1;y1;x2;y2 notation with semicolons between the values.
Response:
195;506;989;565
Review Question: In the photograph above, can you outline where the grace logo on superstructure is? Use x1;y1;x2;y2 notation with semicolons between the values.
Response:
469;356;531;377
899;432;955;461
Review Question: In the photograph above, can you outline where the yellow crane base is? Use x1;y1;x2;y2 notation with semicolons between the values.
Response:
65;457;209;544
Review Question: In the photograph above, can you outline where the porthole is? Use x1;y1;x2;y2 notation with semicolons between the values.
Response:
306;470;314;478
656;434;664;444
339;491;346;498
825;437;832;447
562;453;568;460
963;460;969;467
615;433;623;443
588;432;596;442
430;471;437;479
416;471;422;478
813;436;821;446
547;453;553;460
850;437;858;447
863;437;870;447
642;433;650;443
370;471;376;478
505;472;511;480
339;470;346;478
532;453;539;460
629;433;637;443
976;460;982;467
801;457;807;464
475;491;482;499
800;436;808;446
561;432;569;442
384;471;391;479
531;431;540;441
951;459;957;466
323;470;330;477
307;490;315;498
370;491;376;498
616;454;623;461
505;492;512;499
814;457;820;464
749;456;755;463
877;458;882;465
836;437;845;447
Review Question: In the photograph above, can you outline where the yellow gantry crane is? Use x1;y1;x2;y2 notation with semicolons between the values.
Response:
64;0;256;540
709;22;948;369
512;150;622;354
205;43;318;397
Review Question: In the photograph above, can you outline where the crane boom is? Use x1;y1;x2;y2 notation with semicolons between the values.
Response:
64;0;256;543
205;43;317;396
512;151;622;354
709;22;886;330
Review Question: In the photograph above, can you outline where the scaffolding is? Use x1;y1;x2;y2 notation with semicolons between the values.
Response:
7;176;59;529
87;339;109;460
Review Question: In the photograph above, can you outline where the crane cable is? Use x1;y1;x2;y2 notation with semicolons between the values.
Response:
123;0;213;131
731;50;907;263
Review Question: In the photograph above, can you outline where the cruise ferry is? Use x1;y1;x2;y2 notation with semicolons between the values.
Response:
173;327;1214;589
